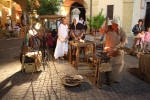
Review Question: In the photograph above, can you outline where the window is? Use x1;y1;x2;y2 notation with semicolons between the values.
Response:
107;5;114;20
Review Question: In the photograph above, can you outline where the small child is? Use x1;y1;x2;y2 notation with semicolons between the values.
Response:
135;30;145;52
144;27;150;52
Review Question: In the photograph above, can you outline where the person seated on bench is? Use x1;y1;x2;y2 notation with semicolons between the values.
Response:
144;27;150;52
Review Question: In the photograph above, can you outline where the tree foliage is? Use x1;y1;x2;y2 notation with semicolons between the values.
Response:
26;0;38;13
37;0;62;15
13;0;28;12
87;9;106;31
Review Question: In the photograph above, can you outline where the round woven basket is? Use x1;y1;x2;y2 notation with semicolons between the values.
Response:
61;75;83;87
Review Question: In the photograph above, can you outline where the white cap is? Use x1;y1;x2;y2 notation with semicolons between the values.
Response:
112;17;121;26
107;20;112;25
112;18;118;24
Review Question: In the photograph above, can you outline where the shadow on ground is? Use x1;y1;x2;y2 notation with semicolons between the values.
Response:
0;71;41;98
127;68;150;83
65;82;92;92
101;70;150;96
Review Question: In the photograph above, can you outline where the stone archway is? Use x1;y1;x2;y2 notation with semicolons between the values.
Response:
61;0;88;24
70;2;86;24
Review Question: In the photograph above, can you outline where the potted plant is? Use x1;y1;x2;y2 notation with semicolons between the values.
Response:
87;9;106;36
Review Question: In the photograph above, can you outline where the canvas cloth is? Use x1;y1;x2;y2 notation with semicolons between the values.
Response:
110;50;124;82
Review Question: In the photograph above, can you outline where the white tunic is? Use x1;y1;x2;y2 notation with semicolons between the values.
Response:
54;24;68;59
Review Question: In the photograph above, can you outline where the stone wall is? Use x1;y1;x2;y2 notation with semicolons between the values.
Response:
132;0;150;31
61;0;147;36
123;0;134;36
85;0;134;36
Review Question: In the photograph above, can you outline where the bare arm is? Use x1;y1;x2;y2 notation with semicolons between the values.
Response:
120;28;127;45
79;30;84;40
71;30;77;40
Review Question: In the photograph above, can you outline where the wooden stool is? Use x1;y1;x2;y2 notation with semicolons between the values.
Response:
94;56;112;88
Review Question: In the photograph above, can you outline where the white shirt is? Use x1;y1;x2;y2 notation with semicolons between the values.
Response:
58;24;68;42
78;20;84;24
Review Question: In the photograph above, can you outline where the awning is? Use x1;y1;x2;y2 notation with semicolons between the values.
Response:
39;15;65;20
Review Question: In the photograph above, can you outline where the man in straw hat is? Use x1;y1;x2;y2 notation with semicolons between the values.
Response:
100;17;127;84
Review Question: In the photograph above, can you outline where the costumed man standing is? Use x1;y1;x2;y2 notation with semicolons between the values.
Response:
70;18;85;62
54;18;69;60
100;18;127;83
70;18;84;40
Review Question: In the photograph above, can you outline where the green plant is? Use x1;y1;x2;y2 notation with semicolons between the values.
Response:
26;0;38;14
37;0;62;15
87;9;106;34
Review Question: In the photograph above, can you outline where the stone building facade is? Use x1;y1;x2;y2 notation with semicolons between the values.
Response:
61;0;150;36
0;0;22;27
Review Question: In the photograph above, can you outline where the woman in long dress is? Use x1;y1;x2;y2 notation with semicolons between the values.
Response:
54;18;69;59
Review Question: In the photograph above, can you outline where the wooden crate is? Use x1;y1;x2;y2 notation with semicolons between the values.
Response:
22;51;42;73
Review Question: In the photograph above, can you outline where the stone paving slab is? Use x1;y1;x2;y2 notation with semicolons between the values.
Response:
0;60;150;100
0;37;150;100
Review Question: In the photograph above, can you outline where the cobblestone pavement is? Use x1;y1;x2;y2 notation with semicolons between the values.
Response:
0;38;150;100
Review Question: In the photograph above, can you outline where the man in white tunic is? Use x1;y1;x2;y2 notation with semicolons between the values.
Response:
54;18;69;59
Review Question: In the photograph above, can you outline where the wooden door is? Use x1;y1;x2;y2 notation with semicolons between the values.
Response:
107;5;114;20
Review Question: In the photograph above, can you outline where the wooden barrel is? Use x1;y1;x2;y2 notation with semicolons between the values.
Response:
139;54;150;80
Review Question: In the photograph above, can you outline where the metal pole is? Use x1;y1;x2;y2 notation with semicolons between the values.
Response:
90;0;92;33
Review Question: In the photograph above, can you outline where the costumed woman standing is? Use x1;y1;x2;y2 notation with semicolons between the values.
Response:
54;18;69;59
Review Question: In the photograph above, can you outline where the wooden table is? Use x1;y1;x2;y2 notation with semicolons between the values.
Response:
69;41;96;69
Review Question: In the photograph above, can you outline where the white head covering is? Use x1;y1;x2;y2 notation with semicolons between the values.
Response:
112;17;121;27
107;20;112;26
112;18;118;24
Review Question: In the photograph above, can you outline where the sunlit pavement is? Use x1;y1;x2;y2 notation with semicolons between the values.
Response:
0;38;150;100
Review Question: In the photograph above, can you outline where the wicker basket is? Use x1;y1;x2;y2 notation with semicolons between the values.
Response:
24;63;36;73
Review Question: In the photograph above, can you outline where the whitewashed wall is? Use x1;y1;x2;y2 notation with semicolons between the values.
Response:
98;0;123;27
132;0;150;30
132;0;142;30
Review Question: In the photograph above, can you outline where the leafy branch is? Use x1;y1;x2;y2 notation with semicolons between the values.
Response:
87;9;106;33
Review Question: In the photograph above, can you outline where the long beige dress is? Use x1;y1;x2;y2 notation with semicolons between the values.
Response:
54;24;68;59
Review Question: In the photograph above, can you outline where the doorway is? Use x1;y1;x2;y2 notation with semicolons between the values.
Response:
145;2;150;29
70;2;86;24
107;5;114;20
